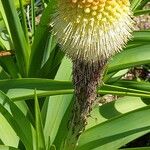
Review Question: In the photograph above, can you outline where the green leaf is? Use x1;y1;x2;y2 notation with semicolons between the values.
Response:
31;0;36;38
29;0;57;77
133;0;150;10
14;0;30;8
133;31;150;42
86;96;149;129
121;147;150;150
0;1;11;40
34;90;46;150
39;46;64;78
53;97;74;149
0;91;35;150
43;58;73;146
121;148;150;150
134;9;150;16
0;57;20;78
1;78;150;101
0;2;20;78
18;0;30;44
0;66;10;79
100;83;150;98
0;114;19;147
77;105;150;150
0;78;73;101
105;69;129;83
113;80;150;92
1;0;30;77
0;145;19;150
85;96;150;150
131;0;143;11
108;44;150;73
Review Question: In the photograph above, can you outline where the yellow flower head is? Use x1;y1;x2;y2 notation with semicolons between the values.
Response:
52;0;134;63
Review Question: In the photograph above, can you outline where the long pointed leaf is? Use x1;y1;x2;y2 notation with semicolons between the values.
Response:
1;79;150;101
29;0;56;77
77;106;150;150
0;91;35;150
1;0;30;77
43;58;73;146
35;90;46;149
108;44;150;73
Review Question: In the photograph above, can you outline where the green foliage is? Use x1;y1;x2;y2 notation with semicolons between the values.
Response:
0;0;150;149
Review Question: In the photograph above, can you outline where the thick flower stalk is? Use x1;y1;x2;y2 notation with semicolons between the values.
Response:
52;0;134;149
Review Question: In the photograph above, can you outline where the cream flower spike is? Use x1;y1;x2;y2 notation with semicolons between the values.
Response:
52;0;134;63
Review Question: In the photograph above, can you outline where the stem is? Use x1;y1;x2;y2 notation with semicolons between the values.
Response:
63;59;107;149
0;50;14;57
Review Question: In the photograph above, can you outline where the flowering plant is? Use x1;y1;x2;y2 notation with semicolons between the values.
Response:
0;0;150;150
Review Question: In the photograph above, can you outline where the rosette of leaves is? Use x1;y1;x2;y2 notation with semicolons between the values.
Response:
0;0;150;150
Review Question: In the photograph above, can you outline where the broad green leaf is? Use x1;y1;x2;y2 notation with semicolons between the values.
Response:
53;97;74;149
77;105;150;150
85;96;150;150
0;91;35;150
114;80;150;93
100;83;150;98
0;114;19;147
43;58;73;146
133;31;150;42
0;78;73;101
1;78;150;101
86;96;149;129
108;44;150;73
0;79;72;91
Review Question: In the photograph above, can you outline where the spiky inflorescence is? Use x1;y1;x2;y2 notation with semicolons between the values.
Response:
52;0;133;63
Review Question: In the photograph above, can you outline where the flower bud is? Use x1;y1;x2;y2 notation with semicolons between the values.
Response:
52;0;134;63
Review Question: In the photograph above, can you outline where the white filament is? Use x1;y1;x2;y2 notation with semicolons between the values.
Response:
51;0;134;63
